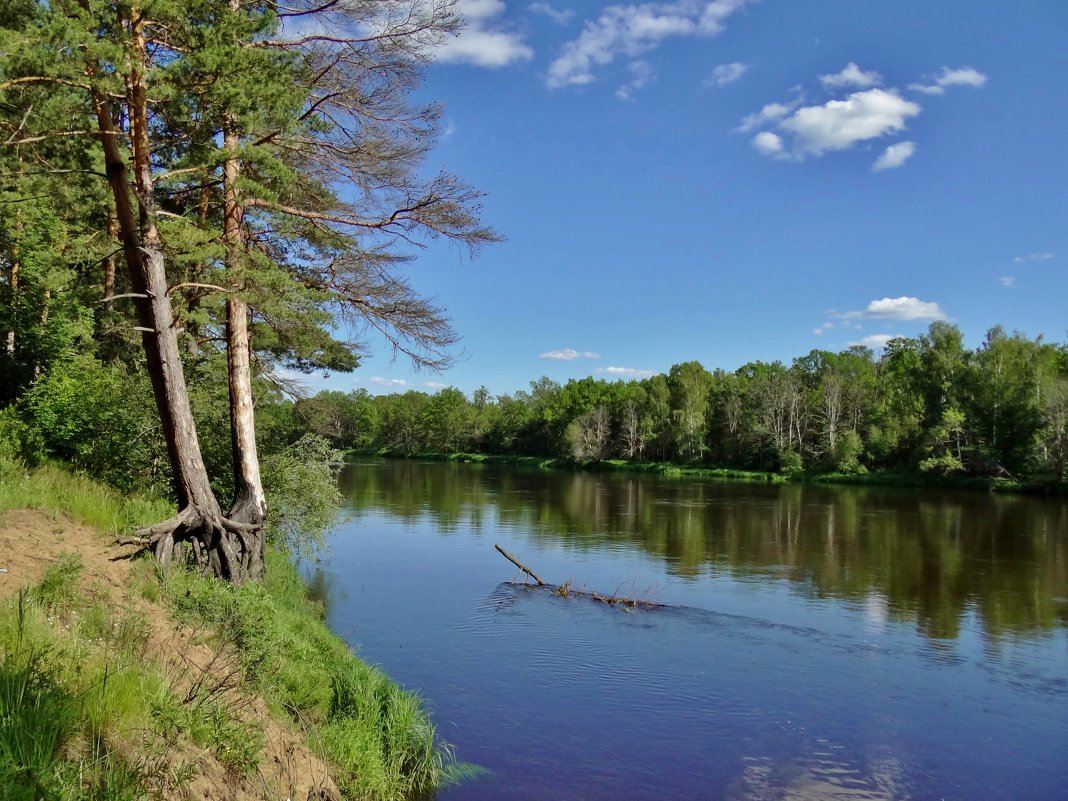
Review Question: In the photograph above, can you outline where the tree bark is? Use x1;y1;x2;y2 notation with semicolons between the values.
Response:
102;208;117;314
222;6;268;577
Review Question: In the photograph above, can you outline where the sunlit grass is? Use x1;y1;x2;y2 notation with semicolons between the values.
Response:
0;461;173;533
165;550;465;799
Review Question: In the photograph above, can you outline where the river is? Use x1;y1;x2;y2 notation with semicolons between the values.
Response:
306;458;1068;800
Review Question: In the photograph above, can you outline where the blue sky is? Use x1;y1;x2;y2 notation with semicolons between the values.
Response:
301;0;1067;397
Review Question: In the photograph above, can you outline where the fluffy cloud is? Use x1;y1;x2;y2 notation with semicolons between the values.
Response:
736;98;802;132
529;2;574;24
706;61;748;87
1014;251;1054;263
436;0;533;67
539;348;601;360
752;131;784;156
999;276;1016;288
872;141;915;171
370;376;408;387
597;366;656;378
615;60;655;100
547;0;750;89
779;89;921;155
909;66;987;95
819;62;882;89
424;381;448;389
844;297;947;321
850;334;893;351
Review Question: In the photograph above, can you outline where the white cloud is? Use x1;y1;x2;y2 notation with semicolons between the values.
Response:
529;2;574;24
597;366;656;378
1014;251;1054;263
437;0;533;67
370;376;408;387
937;67;987;87
872;140;915;171
546;0;750;89
779;89;921;155
850;334;893;350
820;62;882;89
909;66;987;95
813;322;834;335
736;97;802;132
999;276;1016;288
844;297;947;321
539;348;601;360
615;59;655;100
752;130;784;156
705;61;748;87
424;381;448;389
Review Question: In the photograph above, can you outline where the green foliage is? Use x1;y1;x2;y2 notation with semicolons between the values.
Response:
28;553;82;611
150;692;264;775
0;589;168;801
21;355;168;496
830;430;866;474
163;551;459;798
778;449;804;475
260;434;343;557
310;322;1067;489
0;463;173;534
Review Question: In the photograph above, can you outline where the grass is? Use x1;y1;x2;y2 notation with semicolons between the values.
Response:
0;460;465;800
163;551;462;799
0;460;173;533
0;566;173;800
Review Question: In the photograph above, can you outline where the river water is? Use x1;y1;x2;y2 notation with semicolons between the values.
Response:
308;459;1068;801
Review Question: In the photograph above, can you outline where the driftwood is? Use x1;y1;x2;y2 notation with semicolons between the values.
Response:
493;543;663;609
494;543;546;585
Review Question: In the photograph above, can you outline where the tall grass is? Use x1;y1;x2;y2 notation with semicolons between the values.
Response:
164;551;459;799
1;460;464;799
0;461;172;533
0;567;166;800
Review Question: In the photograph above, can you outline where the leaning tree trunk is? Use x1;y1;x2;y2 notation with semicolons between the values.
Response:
86;8;261;582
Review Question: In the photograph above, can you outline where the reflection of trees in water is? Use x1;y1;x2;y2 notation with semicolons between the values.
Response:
728;743;909;801
338;461;1068;639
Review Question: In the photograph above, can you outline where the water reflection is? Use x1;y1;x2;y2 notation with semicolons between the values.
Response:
338;459;1068;640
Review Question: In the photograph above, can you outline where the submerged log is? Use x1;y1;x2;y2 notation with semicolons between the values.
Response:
493;544;663;608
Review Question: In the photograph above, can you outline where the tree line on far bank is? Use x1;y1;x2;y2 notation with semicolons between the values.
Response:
296;321;1068;484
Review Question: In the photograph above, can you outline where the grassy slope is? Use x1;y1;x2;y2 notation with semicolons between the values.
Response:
0;463;457;800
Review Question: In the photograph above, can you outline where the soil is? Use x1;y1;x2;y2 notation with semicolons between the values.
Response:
0;508;342;801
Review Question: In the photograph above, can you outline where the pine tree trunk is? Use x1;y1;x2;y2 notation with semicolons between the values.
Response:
223;104;267;579
87;9;262;582
102;209;117;313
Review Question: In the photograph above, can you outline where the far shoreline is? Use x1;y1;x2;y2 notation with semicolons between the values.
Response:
344;449;1068;496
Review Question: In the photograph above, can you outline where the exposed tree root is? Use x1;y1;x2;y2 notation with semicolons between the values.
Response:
126;506;266;583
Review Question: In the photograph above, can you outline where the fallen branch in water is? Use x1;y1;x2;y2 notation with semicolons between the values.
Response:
494;543;546;585
493;544;663;609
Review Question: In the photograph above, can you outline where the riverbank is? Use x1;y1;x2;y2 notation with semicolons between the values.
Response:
0;464;457;800
346;449;1065;494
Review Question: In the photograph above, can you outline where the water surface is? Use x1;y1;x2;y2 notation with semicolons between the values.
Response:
309;459;1068;800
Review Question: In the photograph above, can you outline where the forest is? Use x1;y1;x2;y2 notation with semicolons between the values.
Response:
296;323;1068;485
